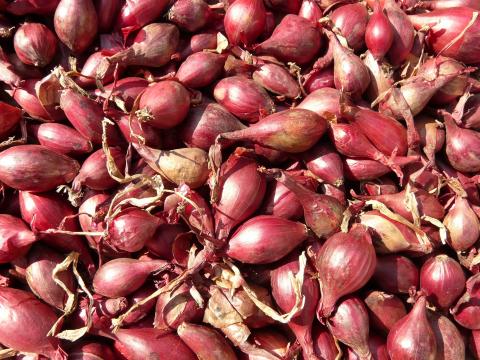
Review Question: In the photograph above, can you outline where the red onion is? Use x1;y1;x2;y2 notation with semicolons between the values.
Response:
353;188;445;223
327;31;370;97
451;273;480;329
179;32;218;59
364;290;407;334
54;0;97;53
68;341;116;359
178;323;237;360
60;89;123;146
13;23;56;67
0;144;79;191
373;255;418;294
180;101;246;150
343;157;416;181
304;67;335;93
146;223;187;259
329;122;412;180
384;0;414;66
213;150;266;240
68;294;127;334
381;72;460;120
421;255;466;310
37;123;93;155
365;1;393;60
0;287;62;357
330;3;368;51
253;63;301;99
444;115;480;173
343;105;408;156
444;195;479;250
138;80;191;129
315;224;377;318
213;76;275;122
387;296;437;360
428;311;465;360
327;296;371;359
298;0;323;24
113;328;196;360
312;325;339;360
95;0;121;32
264;0;301;13
176;52;226;89
133;145;209;188
7;0;60;15
102;23;179;70
117;0;170;32
73;147;124;191
19;190;95;274
95;77;149;111
107;208;162;253
271;255;320;360
0;214;37;263
0;102;21;140
76;50;118;88
168;0;213;32
9;79;64;122
122;285;157;326
227;215;308;263
268;170;345;238
255;14;321;65
26;244;75;310
154;283;204;330
297;87;345;118
261;171;317;220
347;335;389;360
419;0;480;9
409;7;480;64
303;142;344;186
93;258;168;298
359;210;425;254
418;56;469;105
220;108;327;153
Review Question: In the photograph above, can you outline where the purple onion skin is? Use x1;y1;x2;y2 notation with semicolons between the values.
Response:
226;215;309;264
387;297;437;360
327;296;371;359
0;145;80;192
420;255;466;310
180;101;245;150
330;3;368;51
444;115;480;173
373;255;419;294
54;0;98;54
113;328;197;360
0;287;62;357
176;52;226;89
315;224;377;318
255;14;321;65
428;311;465;360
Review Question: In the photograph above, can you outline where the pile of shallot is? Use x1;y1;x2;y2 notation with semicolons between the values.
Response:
0;0;480;358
